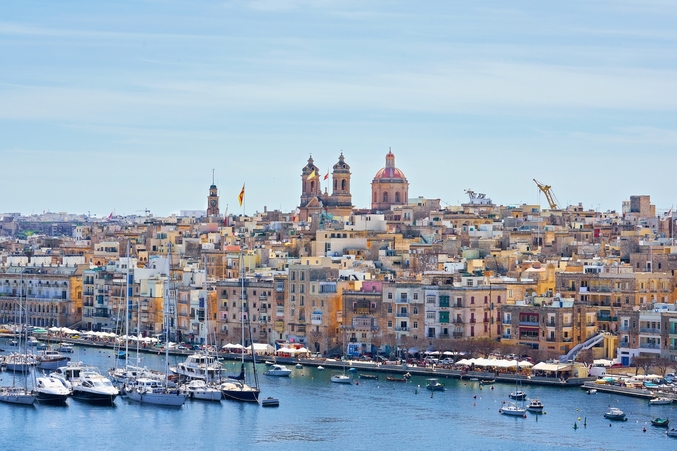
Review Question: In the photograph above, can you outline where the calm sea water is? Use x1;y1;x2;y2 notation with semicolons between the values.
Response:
0;343;674;451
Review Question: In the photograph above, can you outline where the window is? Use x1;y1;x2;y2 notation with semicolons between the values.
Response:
387;320;392;328
413;306;418;314
484;296;488;304
426;312;435;319
470;296;475;304
387;292;393;299
439;295;450;307
383;192;389;203
413;321;418;329
439;311;449;323
413;293;418;300
387;305;392;313
300;296;304;306
395;192;400;203
426;295;435;304
400;293;407;300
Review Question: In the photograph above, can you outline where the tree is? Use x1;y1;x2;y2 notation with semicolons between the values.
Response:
654;357;671;377
576;349;594;366
632;355;654;376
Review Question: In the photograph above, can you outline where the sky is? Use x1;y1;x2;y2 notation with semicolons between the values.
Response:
1;1;676;217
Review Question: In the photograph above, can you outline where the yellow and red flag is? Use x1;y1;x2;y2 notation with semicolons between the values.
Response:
238;184;245;206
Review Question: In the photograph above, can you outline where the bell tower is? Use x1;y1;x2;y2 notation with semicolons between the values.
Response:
300;155;321;207
207;169;220;217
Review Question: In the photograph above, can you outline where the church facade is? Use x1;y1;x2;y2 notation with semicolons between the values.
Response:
298;154;354;222
371;149;409;211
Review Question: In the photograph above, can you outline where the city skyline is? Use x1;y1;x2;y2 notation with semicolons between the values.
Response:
2;1;676;216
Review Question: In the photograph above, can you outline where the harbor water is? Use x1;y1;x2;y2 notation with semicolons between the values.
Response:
1;344;674;451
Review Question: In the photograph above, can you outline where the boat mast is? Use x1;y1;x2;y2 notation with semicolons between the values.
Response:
165;246;171;385
125;241;130;370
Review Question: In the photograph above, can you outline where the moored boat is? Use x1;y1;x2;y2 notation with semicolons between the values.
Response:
71;369;119;405
667;427;677;437
330;374;353;384
181;379;221;402
651;417;670;427
649;397;672;405
509;390;527;400
386;372;411;382
359;374;378;380
0;386;35;405
526;399;544;413
500;402;526;416
604;407;627;421
263;364;292;377
261;397;279;407
426;378;445;391
34;376;70;404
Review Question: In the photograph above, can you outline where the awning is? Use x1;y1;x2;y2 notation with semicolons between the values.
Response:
532;362;572;372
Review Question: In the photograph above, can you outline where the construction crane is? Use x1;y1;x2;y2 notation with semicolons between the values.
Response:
533;179;560;210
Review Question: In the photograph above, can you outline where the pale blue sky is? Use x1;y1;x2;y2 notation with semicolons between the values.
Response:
1;1;676;217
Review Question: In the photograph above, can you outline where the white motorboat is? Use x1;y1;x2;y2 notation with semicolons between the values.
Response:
170;352;222;381
34;376;70;404
317;366;324;371
526;399;544;413
500;401;527;416
109;365;165;386
649;397;673;405
331;374;353;384
264;364;292;377
0;386;35;405
26;337;40;347
425;378;445;391
70;368;119;405
125;378;187;406
509;390;527;400
667;428;677;437
604;407;627;421
36;350;71;371
181;379;222;402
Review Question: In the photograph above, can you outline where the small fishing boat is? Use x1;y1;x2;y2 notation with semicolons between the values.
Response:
667;427;677;437
317;366;324;371
604;407;627;421
425;378;445;391
652;417;670;428
386;372;411;382
587;389;597;395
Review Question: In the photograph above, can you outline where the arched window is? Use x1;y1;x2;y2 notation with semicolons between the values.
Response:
310;181;315;191
334;179;337;190
373;192;377;202
395;192;400;203
341;179;346;191
383;192;389;203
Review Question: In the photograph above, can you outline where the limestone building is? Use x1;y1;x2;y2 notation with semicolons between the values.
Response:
371;149;409;211
298;154;354;222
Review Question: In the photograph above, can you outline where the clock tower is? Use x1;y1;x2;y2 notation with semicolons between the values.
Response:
207;170;220;217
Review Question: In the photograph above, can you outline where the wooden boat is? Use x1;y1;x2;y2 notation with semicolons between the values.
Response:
651;417;670;427
386;372;411;382
359;374;378;380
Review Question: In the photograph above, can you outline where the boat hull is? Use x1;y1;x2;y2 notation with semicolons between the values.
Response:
221;387;260;403
261;397;279;407
35;392;69;405
72;389;117;405
501;408;526;416
127;389;187;406
331;375;353;384
0;391;35;405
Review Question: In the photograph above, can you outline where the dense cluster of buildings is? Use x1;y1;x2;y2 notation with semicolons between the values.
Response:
1;151;676;365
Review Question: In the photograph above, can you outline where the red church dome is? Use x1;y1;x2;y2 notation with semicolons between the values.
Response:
373;150;407;181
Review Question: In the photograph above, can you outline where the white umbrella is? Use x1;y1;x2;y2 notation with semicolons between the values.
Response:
518;360;534;367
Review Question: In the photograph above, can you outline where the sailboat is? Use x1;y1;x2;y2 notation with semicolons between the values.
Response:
500;363;526;417
221;244;261;403
330;339;353;384
0;270;36;405
179;257;222;402
126;250;187;407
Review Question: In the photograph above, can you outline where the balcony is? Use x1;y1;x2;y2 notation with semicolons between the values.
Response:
501;334;512;339
469;318;476;324
452;318;464;324
439;333;449;339
395;327;409;332
639;343;660;349
640;327;661;334
619;341;630;347
395;313;409;318
597;314;616;322
519;321;538;326
452;332;463;338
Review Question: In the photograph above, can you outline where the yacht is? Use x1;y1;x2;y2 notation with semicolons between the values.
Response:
509;390;527;400
526;399;544;413
604;407;627;421
500;401;527;417
220;379;260;402
170;352;222;380
53;363;118;405
55;343;73;353
330;374;353;384
34;376;70;404
0;386;35;405
36;350;71;371
125;378;187;406
4;353;37;372
263;364;292;377
649;397;673;405
181;379;222;401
